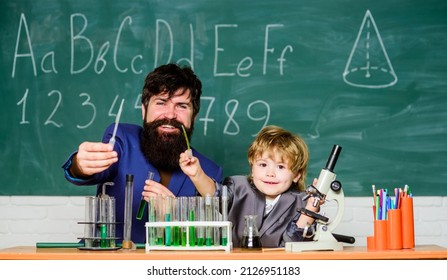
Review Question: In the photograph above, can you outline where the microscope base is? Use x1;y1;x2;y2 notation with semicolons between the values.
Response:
285;240;343;252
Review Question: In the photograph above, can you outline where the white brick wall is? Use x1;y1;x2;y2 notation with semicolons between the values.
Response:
1;196;446;249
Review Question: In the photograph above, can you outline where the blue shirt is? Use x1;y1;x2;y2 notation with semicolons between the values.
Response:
62;123;223;244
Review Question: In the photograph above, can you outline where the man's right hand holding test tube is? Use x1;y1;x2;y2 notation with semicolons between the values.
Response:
69;142;118;178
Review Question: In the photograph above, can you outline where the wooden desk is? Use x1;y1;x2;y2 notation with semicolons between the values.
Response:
1;245;446;260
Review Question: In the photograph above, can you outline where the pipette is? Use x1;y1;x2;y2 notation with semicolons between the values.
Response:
181;124;192;158
136;171;154;220
108;98;124;148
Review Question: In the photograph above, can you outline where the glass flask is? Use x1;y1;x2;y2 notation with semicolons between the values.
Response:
241;215;262;250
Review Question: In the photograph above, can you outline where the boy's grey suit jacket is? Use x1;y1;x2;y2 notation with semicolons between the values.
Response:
222;175;307;248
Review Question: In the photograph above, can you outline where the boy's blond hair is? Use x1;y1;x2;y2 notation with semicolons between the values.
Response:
247;125;309;192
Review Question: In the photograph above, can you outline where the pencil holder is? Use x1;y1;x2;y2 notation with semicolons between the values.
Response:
366;235;375;250
374;220;388;250
387;209;403;250
401;196;415;249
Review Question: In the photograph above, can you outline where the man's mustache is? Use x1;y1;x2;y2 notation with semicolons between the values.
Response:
151;119;183;130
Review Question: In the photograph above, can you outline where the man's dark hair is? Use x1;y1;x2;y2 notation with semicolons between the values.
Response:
141;63;202;118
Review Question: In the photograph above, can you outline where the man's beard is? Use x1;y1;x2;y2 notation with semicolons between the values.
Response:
140;119;193;171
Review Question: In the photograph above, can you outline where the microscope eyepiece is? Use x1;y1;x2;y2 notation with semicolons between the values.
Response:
325;145;342;172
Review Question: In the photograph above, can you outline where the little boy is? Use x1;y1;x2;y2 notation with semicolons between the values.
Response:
179;125;319;247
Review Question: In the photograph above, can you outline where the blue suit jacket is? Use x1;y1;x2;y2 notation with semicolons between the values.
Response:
63;123;223;244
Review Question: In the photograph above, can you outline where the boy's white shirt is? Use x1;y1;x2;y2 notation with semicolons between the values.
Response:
265;194;281;215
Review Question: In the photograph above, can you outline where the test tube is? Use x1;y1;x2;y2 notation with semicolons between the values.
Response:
221;186;228;246
97;182;115;248
107;197;116;248
155;194;164;245
99;196;109;248
188;197;197;246
122;174;134;249
136;171;154;220
164;196;172;246
179;197;188;246
84;196;97;248
147;196;156;245
172;197;180;246
212;196;221;246
205;194;213;246
196;197;205;246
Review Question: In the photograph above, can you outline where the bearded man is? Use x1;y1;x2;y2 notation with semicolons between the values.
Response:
62;63;222;244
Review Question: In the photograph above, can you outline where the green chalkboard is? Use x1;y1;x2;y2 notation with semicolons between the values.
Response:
1;0;446;196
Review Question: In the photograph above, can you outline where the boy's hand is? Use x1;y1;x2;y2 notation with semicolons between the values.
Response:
179;150;200;178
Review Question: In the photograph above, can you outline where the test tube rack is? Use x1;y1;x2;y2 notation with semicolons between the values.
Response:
145;220;232;252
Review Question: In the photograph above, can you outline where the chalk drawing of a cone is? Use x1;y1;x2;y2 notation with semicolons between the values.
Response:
343;10;398;88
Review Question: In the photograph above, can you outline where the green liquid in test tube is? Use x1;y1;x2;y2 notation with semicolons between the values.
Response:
189;210;196;246
100;224;108;248
137;171;155;220
172;226;180;246
197;237;205;246
182;231;187;246
165;213;172;246
221;236;228;246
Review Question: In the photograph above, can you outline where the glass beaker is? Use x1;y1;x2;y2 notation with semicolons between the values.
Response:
241;215;262;250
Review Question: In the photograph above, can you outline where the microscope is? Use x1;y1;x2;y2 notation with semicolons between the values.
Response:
286;144;355;252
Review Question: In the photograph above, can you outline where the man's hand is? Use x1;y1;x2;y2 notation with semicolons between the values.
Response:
70;142;118;178
142;178;175;199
